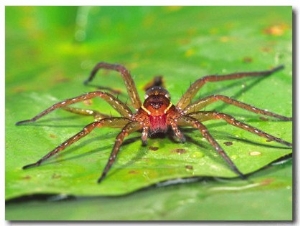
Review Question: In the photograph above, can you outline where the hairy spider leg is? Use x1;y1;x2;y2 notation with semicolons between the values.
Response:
141;127;149;145
169;120;187;143
83;85;122;96
183;94;292;121
97;121;142;183
15;91;132;125
22;118;130;169
62;106;111;121
178;115;245;178
188;111;292;147
177;65;284;110
84;62;142;110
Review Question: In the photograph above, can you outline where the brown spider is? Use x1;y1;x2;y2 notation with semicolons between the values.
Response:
16;62;292;183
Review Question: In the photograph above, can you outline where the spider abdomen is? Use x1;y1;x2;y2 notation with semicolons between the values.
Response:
149;114;168;133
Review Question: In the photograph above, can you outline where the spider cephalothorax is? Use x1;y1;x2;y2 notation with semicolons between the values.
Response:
140;86;175;134
16;62;292;183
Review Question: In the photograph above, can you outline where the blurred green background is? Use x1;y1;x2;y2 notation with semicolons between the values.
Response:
5;6;292;220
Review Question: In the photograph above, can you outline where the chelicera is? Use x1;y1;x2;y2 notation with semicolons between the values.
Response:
16;62;292;183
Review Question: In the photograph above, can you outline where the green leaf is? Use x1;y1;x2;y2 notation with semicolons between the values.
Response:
6;160;292;220
6;6;292;220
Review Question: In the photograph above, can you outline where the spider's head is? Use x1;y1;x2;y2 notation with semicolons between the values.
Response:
142;86;172;116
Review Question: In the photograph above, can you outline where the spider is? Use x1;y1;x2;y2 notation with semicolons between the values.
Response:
16;62;292;183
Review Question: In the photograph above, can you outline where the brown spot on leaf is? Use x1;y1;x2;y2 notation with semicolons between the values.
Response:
259;116;269;121
260;178;274;186
149;146;159;151
54;77;71;83
261;47;272;53
185;165;193;170
13;87;26;93
172;148;187;155
49;134;56;139
224;141;233;146
242;57;253;63
128;170;138;174
52;173;61;179
263;24;288;36
21;175;31;180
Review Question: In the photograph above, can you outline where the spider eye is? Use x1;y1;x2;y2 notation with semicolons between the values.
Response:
164;93;170;100
145;86;170;100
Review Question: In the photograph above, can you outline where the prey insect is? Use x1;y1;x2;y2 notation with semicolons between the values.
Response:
16;62;292;183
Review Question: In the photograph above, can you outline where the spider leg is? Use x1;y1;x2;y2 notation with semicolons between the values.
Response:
169;120;186;143
16;91;132;125
22;117;130;170
177;115;245;178
62;106;110;121
97;121;142;183
141;127;149;145
84;84;122;96
183;94;292;121
189;111;292;147
177;65;284;110
84;62;142;110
